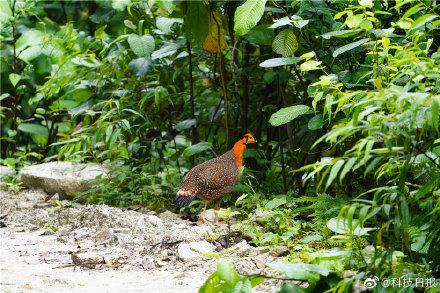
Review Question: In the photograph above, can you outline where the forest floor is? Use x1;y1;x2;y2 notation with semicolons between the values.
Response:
0;189;286;293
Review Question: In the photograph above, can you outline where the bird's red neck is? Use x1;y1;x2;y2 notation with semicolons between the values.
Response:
232;139;247;168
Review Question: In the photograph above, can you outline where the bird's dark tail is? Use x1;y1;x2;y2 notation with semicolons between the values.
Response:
175;189;195;207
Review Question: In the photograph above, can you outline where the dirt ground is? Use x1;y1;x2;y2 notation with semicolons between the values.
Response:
0;189;283;293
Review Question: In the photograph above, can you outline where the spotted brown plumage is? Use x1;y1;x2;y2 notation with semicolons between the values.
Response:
176;133;256;220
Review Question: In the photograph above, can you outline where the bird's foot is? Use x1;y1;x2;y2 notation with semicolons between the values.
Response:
198;213;206;224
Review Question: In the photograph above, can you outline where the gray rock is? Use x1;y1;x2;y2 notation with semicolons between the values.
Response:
95;228;118;246
19;162;108;199
177;240;214;262
0;165;13;180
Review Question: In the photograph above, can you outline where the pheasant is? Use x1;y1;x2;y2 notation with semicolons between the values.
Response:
175;133;256;222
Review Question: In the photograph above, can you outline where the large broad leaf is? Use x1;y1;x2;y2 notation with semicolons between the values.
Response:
411;14;438;30
269;16;291;29
325;159;345;189
151;43;179;59
244;25;273;46
128;58;152;76
272;29;298;57
217;259;239;285
332;38;369;58
183;142;212;157
234;0;267;36
16;29;44;61
184;1;209;45
308;114;323;130
265;196;287;209
0;0;12;29
156;16;183;34
9;73;21;87
202;12;226;53
17;123;49;138
128;34;155;58
268;262;329;283
259;57;302;68
176;119;196;131
300;60;322;72
321;29;360;39
269;105;311;126
326;218;375;236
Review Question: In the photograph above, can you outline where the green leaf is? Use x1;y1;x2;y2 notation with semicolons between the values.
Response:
234;0;267;36
128;34;155;57
217;258;239;285
9;73;21;87
339;158;356;183
269;105;311;127
269;16;291;29
345;13;363;29
321;29;361;39
183;142;212;157
326;160;345;189
411;14;438;30
268;262;329;282
278;283;305;293
184;1;209;45
265;196;287;209
151;43;179;60
300;60;322;72
232;279;251;293
17;123;49;138
176;119;196;131
358;0;373;8
308;114;323;130
259;57;302;68
0;0;12;29
327;218;374;236
332;38;369;58
111;0;130;11
244;25;273;46
156;16;183;34
432;96;439;134
272;29;298;57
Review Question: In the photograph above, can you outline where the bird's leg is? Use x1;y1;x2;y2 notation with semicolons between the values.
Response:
213;199;222;225
199;201;208;224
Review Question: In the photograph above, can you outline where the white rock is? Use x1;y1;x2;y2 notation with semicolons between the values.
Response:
0;165;13;180
177;240;214;262
19;162;108;199
203;209;217;222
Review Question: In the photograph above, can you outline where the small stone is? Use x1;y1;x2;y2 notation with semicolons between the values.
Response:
252;209;274;224
269;246;288;257
177;240;215;262
145;215;163;227
95;228;118;245
74;228;91;242
158;210;181;221
342;270;357;278
203;209;217;222
226;240;252;257
141;256;155;270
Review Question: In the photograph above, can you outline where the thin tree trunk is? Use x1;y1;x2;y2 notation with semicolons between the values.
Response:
241;42;250;132
187;40;198;165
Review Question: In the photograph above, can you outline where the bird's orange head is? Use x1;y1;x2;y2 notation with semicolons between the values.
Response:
242;133;256;145
232;133;256;167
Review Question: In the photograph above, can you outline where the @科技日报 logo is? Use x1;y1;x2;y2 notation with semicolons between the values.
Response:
364;276;379;288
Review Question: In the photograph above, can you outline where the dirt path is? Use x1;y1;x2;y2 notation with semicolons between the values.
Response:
1;228;204;293
0;189;281;292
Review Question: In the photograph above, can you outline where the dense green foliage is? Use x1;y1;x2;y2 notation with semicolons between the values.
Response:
1;0;440;291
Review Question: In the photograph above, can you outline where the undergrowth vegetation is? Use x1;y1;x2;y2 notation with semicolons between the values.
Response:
1;0;440;291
